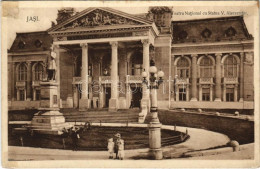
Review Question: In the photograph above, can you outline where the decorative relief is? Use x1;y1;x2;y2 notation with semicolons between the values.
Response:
59;9;143;31
201;28;212;38
225;26;237;37
245;52;253;64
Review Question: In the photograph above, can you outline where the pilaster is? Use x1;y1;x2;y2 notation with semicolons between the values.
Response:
239;52;244;102
26;61;32;100
190;54;198;101
215;53;222;101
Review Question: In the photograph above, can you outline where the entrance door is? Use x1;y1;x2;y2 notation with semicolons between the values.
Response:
104;87;111;108
131;87;142;108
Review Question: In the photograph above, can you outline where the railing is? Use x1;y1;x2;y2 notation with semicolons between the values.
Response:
72;76;92;84
199;77;213;84
175;78;189;84
126;75;143;83
16;81;26;87
223;77;238;84
32;81;40;86
99;76;112;84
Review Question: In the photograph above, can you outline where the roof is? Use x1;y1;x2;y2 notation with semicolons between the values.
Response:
172;16;253;44
9;31;52;52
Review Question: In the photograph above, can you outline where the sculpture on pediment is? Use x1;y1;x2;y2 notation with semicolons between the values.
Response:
59;9;142;30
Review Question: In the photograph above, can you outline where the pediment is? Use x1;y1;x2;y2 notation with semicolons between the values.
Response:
49;8;152;32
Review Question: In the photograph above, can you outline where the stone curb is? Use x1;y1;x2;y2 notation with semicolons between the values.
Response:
181;143;254;158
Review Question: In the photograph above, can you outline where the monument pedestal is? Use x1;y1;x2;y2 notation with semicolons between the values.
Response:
109;98;118;112
30;81;70;135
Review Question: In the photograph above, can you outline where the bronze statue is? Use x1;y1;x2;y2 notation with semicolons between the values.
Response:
47;52;57;81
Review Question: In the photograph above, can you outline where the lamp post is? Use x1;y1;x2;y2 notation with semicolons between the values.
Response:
142;59;164;160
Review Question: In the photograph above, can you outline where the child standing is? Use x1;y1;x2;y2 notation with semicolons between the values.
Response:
118;139;125;160
107;138;114;159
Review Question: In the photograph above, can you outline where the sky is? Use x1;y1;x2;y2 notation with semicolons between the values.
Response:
6;6;255;49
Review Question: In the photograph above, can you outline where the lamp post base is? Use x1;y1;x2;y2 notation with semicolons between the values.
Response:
148;121;163;160
149;148;163;160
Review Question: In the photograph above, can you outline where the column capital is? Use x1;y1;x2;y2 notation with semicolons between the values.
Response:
109;41;118;48
80;43;88;48
141;39;150;46
51;44;60;50
215;53;222;57
191;54;198;58
26;61;32;65
240;52;245;56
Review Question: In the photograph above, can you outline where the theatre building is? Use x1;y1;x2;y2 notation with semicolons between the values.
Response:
8;7;254;112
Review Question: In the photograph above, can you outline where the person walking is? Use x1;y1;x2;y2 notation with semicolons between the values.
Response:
71;127;80;151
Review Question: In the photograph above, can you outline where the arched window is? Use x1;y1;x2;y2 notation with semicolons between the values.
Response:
177;57;190;78
34;63;44;81
224;55;238;77
18;63;27;81
200;57;213;78
131;52;143;76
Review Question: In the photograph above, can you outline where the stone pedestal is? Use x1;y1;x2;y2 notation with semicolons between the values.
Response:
148;122;163;160
79;98;89;111
109;98;118;112
30;81;70;135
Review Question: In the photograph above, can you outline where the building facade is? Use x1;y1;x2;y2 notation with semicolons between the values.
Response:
8;7;254;111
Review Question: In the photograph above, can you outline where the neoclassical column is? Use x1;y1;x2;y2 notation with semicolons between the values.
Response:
79;43;89;110
141;39;150;107
26;61;32;101
234;85;238;102
52;45;61;107
109;41;119;111
239;52;244;102
215;53;222;101
191;54;198;101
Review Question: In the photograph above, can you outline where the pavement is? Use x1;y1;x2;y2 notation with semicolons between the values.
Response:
8;123;231;161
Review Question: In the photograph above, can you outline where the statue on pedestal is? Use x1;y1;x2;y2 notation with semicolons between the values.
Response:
47;51;57;81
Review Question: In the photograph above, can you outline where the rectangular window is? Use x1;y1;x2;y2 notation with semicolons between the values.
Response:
179;88;186;101
88;64;93;76
53;95;57;105
36;89;41;100
20;90;25;101
202;88;210;101
226;88;234;102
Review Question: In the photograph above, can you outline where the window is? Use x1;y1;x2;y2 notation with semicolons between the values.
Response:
179;88;186;101
131;64;142;75
177;57;190;78
202;88;210;101
34;63;44;81
88;64;93;76
53;95;58;104
20;90;25;101
131;53;143;75
18;63;27;81
224;55;238;77
200;57;213;78
36;89;41;100
226;88;234;102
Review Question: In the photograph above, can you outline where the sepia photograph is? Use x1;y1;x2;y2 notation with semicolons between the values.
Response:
1;1;259;168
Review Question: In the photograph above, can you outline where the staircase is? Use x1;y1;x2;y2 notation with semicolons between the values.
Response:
61;108;140;123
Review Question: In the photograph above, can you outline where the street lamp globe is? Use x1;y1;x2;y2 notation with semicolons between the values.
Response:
149;65;157;74
158;69;164;78
141;69;148;78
